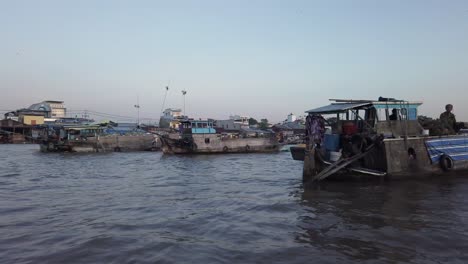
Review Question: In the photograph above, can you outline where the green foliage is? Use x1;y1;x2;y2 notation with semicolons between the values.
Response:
259;118;269;129
248;117;258;125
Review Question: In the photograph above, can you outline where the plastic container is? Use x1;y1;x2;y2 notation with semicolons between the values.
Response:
342;122;357;135
329;151;342;162
324;134;341;151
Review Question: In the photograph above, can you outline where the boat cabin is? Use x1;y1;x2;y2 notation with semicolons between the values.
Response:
40;124;104;141
65;126;103;140
306;98;423;138
304;98;424;167
179;120;216;135
300;98;468;180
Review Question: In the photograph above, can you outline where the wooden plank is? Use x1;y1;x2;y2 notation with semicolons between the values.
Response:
313;144;375;181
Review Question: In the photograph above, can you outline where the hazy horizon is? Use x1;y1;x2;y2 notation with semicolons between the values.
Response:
1;0;467;123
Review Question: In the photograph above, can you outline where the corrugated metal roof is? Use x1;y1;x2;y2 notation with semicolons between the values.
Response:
274;122;305;130
28;103;52;112
305;102;371;114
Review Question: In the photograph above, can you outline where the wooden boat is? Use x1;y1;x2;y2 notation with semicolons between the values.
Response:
297;98;468;181
39;124;157;152
160;120;279;154
290;144;306;160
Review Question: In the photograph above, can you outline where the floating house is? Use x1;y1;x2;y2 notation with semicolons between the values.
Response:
0;119;33;143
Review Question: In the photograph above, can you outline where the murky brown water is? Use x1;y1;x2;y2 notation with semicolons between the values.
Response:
1;144;467;263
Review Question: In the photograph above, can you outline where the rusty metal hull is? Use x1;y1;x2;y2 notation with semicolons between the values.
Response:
40;134;157;153
161;134;279;154
301;135;468;180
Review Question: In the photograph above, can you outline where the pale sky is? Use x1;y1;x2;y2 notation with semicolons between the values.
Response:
1;0;467;123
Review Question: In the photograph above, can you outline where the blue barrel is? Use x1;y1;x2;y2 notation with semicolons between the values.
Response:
324;134;340;151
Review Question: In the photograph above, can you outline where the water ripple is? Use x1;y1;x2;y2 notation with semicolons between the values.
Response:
1;145;468;263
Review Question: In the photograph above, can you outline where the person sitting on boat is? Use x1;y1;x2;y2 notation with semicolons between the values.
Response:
389;108;399;121
440;104;457;134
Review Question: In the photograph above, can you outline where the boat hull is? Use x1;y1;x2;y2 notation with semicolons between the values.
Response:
161;134;279;154
40;134;157;153
300;134;468;180
290;145;306;161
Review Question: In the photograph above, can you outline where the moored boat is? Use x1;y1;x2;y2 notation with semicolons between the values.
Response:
160;120;279;154
39;123;158;153
290;143;306;159
297;98;468;181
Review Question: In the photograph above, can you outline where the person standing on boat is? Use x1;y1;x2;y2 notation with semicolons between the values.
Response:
440;104;457;134
389;108;399;120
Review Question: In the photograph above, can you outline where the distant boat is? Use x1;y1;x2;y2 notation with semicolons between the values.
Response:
38;123;158;153
160;120;279;154
289;144;306;158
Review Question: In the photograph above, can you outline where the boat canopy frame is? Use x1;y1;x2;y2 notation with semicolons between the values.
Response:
305;99;423;122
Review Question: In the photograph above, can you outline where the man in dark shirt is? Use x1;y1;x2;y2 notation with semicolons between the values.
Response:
389;109;399;120
440;104;457;134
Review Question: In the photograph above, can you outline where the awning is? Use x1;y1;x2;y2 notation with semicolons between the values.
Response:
305;102;371;114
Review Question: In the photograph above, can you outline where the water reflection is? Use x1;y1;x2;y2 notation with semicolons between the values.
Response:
296;178;468;263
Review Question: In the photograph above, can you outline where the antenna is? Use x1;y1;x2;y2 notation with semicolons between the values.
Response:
160;82;170;117
181;90;187;116
134;95;140;125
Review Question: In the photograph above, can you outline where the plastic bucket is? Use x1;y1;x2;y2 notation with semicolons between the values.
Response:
324;134;340;151
329;151;341;162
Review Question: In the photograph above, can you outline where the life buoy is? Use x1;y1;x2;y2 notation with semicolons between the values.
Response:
48;142;54;151
439;154;453;172
223;146;228;152
245;145;250;151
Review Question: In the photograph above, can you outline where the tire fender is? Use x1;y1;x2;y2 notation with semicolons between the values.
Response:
439;154;453;172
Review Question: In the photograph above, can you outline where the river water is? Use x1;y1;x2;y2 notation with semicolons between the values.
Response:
1;144;467;263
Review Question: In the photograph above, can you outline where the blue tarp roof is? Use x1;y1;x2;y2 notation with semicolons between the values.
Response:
305;102;371;114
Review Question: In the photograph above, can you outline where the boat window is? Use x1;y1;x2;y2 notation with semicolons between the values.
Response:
205;138;210;144
377;109;388;121
401;108;408;120
357;109;366;120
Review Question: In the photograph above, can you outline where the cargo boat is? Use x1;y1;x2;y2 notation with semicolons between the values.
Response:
39;124;157;152
160;120;279;154
297;98;468;181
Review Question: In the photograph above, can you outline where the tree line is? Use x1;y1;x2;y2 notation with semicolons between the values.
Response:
248;118;269;129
